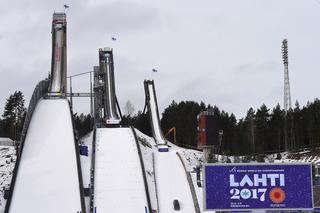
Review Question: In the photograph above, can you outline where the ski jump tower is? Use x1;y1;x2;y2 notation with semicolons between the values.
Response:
6;13;85;213
94;48;122;126
48;13;67;97
144;80;167;145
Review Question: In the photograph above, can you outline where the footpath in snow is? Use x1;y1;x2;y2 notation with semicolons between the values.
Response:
93;127;149;213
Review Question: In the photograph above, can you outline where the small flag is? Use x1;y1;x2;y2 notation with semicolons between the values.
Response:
111;37;117;41
152;69;158;72
64;4;70;9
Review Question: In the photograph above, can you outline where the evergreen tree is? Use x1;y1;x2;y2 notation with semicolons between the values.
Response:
269;104;284;152
133;111;152;136
2;91;26;140
161;100;203;146
133;98;320;154
293;101;302;149
0;118;5;137
73;113;93;138
245;108;256;152
255;104;270;153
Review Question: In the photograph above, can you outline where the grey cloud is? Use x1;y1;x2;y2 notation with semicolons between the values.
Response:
70;1;161;34
1;0;320;120
235;61;281;74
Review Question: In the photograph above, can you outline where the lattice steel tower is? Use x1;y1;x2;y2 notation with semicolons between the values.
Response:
282;39;294;150
282;39;292;114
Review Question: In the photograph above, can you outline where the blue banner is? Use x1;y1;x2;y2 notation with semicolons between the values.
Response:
204;163;313;211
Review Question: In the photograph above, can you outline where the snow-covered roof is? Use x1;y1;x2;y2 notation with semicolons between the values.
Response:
0;138;14;146
0;137;13;142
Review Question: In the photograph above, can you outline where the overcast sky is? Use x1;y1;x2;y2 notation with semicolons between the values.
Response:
1;0;320;119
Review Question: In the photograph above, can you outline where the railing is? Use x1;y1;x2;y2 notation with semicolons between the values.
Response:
89;128;97;213
5;79;49;213
131;127;153;212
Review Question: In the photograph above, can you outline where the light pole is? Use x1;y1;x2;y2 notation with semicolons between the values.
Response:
67;70;95;115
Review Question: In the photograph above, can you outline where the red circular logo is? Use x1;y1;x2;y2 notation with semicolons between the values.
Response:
269;187;285;203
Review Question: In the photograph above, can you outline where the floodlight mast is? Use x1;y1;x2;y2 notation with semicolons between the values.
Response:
282;39;295;150
282;39;291;116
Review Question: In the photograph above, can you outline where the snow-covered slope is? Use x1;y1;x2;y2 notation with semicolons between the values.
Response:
8;99;83;213
93;127;149;213
135;129;203;212
155;151;196;212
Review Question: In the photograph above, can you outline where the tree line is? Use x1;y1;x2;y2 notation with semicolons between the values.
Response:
1;91;320;156
126;99;320;155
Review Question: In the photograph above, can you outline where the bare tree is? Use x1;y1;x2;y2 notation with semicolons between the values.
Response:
124;100;135;116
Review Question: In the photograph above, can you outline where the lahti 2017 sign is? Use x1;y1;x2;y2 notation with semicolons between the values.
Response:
203;163;313;211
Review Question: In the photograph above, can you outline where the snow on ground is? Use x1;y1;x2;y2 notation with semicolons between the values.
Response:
93;128;149;213
0;146;16;212
2;123;320;213
135;130;158;211
154;151;196;212
135;129;203;212
275;150;320;165
79;132;93;188
9;99;83;213
208;150;320;166
135;129;320;212
79;128;204;212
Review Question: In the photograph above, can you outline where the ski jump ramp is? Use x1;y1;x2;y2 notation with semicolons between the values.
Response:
8;99;84;212
144;80;166;145
144;79;199;213
93;127;149;212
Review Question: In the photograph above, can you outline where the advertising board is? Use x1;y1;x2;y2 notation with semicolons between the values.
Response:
204;163;313;211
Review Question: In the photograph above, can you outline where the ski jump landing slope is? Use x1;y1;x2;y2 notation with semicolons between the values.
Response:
155;151;196;213
93;128;149;212
9;99;83;213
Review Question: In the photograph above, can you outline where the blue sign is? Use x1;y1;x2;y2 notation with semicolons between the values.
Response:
204;163;313;211
79;145;88;156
